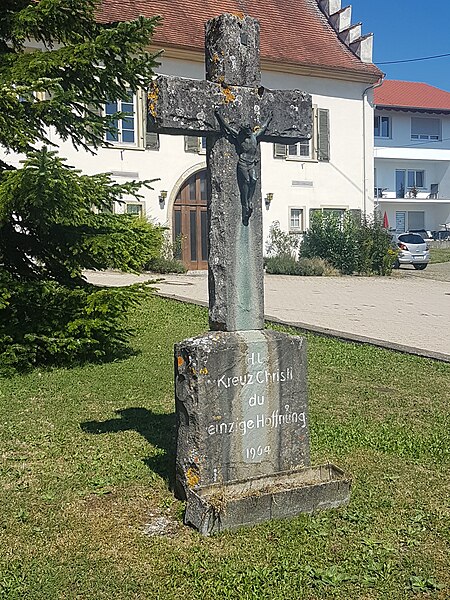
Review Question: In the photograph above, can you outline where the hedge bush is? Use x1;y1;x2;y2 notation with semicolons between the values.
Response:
300;212;394;275
265;255;333;276
145;257;187;274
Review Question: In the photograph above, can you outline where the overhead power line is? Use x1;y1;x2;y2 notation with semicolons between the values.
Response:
378;52;450;65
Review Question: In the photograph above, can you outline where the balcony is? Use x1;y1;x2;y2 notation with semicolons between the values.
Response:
374;185;449;203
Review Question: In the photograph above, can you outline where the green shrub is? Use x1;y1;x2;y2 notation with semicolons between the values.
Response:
144;233;187;274
0;273;150;376
296;257;325;276
146;257;187;274
300;212;393;275
265;256;332;276
266;222;301;258
265;254;299;275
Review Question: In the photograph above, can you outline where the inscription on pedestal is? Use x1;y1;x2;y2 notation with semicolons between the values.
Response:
175;330;309;499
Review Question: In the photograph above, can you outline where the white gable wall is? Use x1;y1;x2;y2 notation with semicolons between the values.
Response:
0;54;375;250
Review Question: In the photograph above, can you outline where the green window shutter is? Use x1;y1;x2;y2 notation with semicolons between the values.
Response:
146;132;160;150
184;136;200;153
273;143;287;158
317;108;330;162
85;103;103;141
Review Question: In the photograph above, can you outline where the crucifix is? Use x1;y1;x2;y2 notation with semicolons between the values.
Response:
149;15;350;532
148;13;312;332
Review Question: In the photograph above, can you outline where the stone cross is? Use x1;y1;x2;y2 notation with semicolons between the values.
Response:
148;13;312;332
149;14;349;534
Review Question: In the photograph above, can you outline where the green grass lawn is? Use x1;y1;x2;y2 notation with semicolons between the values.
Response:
1;295;449;599
430;246;450;263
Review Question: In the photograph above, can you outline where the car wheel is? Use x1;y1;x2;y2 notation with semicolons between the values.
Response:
393;259;400;269
413;264;427;270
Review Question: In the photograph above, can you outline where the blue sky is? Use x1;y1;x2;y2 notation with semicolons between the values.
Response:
350;0;450;92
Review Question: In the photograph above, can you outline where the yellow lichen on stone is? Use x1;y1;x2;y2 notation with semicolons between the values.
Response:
212;52;220;63
199;367;208;375
186;467;200;488
231;11;245;20
148;84;159;118
222;86;236;104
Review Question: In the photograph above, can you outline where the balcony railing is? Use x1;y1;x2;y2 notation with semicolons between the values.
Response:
374;186;443;200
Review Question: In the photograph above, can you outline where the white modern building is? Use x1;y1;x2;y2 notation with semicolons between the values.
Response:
2;0;383;270
374;80;450;234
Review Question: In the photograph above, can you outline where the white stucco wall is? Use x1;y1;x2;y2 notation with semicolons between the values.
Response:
0;55;375;251
374;109;450;230
374;110;450;151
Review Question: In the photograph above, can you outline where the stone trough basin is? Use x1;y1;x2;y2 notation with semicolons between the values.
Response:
184;463;351;535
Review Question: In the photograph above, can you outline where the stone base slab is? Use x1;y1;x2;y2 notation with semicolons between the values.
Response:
184;463;351;535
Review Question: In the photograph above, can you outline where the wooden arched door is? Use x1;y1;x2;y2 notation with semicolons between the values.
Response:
173;170;208;270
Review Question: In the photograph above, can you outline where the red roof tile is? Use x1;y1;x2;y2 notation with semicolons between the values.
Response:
97;0;381;80
374;80;450;111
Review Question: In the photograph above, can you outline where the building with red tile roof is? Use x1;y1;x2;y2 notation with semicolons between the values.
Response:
97;0;382;83
374;80;450;236
374;80;450;113
1;1;384;268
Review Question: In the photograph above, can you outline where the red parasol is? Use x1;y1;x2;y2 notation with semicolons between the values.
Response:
383;212;389;229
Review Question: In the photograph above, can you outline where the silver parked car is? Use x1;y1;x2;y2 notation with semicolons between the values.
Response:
393;233;430;270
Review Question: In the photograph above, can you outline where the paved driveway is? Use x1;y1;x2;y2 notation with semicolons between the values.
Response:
86;265;450;361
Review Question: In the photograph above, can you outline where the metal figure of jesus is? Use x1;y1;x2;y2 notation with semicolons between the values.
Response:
215;111;271;225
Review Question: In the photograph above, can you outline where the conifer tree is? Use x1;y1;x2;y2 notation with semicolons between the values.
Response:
0;1;164;373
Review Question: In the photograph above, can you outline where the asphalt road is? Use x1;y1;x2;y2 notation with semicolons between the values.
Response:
86;262;450;361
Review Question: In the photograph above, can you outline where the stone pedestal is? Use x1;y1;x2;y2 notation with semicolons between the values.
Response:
174;330;350;532
175;330;309;497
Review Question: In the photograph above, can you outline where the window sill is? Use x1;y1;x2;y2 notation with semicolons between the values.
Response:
103;143;146;151
285;156;317;163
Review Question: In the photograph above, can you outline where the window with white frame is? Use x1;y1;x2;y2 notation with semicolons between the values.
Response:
323;208;346;220
287;140;311;159
274;107;330;162
407;170;425;188
374;114;391;138
411;117;441;141
184;136;207;154
105;91;139;146
289;207;304;231
309;207;346;226
126;202;143;217
395;169;425;196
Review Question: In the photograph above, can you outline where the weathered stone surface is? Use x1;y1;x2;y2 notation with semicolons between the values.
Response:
147;14;312;334
184;465;351;535
174;330;309;500
205;13;261;87
156;13;350;534
207;136;264;331
148;76;312;144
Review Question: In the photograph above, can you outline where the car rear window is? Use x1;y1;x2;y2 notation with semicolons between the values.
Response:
398;234;425;244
